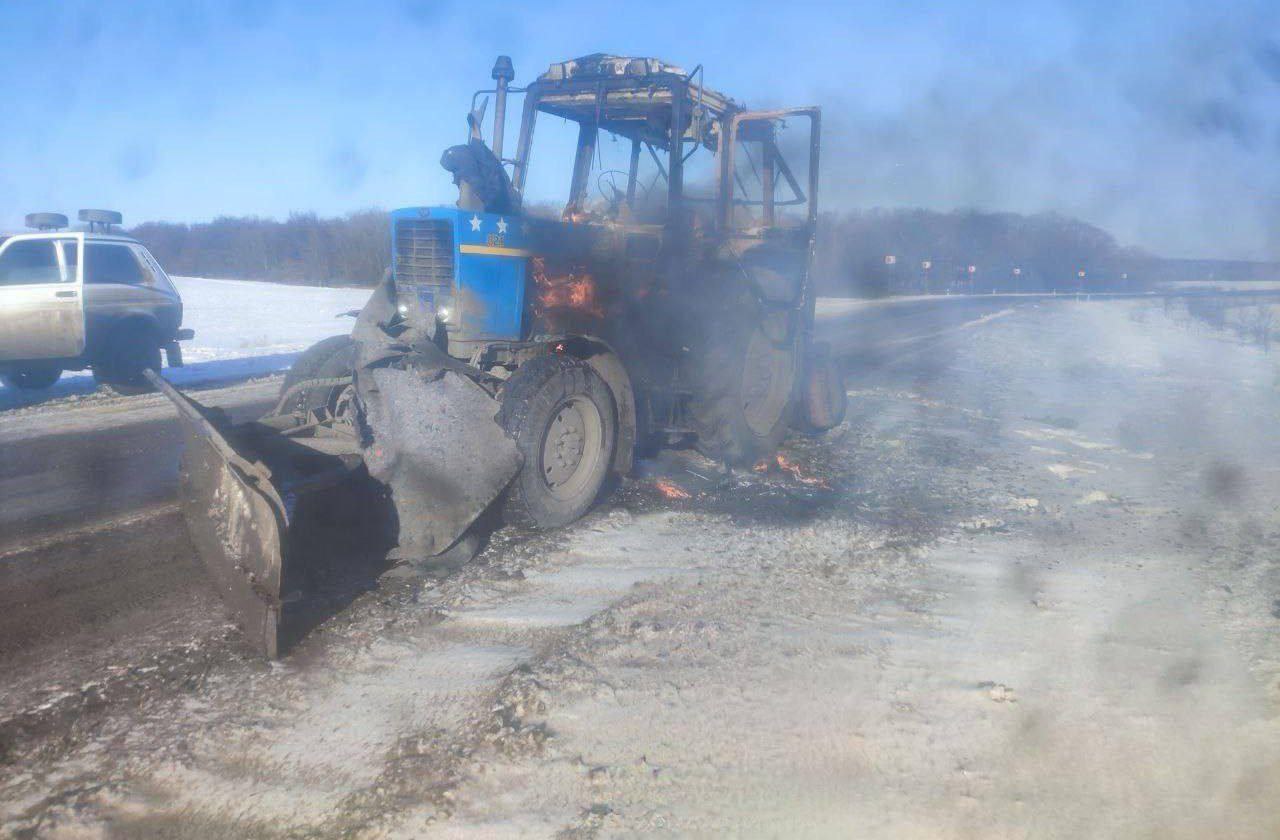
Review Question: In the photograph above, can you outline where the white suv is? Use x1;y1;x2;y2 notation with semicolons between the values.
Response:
0;211;192;392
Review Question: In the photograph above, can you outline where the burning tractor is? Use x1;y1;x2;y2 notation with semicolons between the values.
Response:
154;53;846;656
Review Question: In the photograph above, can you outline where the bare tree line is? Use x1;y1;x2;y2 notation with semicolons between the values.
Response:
130;206;1261;294
130;211;389;287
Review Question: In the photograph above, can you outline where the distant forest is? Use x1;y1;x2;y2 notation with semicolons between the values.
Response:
128;207;1271;295
130;211;389;287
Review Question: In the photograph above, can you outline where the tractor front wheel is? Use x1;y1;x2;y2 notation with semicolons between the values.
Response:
278;335;356;416
499;355;617;529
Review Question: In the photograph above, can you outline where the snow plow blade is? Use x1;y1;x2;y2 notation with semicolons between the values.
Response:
146;371;383;658
146;371;291;657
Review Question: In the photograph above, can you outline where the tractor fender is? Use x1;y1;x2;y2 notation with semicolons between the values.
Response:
541;335;637;476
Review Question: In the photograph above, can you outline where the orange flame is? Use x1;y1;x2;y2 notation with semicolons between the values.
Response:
756;453;830;488
776;454;830;487
532;257;604;319
653;479;692;500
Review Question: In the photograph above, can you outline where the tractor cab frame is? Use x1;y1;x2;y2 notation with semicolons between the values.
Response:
474;54;821;238
463;54;826;459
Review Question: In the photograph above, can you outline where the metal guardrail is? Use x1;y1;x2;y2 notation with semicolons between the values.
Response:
848;288;1280;305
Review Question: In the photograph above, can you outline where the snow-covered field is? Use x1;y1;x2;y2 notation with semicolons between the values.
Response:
0;277;371;410
167;276;370;380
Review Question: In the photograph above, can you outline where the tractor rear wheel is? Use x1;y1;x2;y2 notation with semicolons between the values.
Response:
691;321;798;466
499;355;617;529
793;341;847;434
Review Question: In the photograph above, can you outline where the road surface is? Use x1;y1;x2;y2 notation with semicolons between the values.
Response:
4;297;1277;837
0;298;1013;685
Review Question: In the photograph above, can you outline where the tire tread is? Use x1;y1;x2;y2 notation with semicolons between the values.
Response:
498;355;614;529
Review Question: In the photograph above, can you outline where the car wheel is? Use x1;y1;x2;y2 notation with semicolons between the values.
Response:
94;328;162;395
1;366;62;390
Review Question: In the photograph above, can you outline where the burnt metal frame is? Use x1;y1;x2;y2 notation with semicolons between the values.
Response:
508;71;820;238
470;86;530;163
511;70;742;223
721;107;824;354
720;107;822;232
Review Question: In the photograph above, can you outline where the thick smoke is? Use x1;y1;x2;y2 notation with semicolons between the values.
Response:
799;2;1280;261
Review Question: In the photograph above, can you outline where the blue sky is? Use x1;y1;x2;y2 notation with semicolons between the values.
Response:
1;0;1278;259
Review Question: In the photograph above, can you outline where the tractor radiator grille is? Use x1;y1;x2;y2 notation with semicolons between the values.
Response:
394;219;454;290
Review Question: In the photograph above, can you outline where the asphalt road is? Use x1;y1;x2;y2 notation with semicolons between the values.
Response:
0;384;276;553
0;298;1022;690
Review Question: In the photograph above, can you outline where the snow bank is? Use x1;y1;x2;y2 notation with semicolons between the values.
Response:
166;276;370;385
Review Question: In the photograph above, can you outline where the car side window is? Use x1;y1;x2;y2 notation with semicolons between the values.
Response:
85;243;148;286
0;240;64;286
59;240;78;268
128;245;159;286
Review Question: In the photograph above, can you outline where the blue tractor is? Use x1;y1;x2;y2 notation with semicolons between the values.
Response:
154;54;846;656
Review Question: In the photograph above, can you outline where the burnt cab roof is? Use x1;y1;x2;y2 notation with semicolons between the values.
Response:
529;53;743;150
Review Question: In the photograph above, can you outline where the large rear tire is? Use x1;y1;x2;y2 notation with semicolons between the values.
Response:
499;355;617;529
690;319;798;466
1;365;61;390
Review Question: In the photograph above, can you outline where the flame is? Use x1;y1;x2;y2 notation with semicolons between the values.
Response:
532;257;604;319
776;454;830;487
755;453;830;488
653;479;692;500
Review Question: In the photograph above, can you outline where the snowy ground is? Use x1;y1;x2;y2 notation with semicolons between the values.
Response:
4;299;1279;837
167;277;369;378
0;277;370;411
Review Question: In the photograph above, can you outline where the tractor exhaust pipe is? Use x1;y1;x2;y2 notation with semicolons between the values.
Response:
491;55;515;160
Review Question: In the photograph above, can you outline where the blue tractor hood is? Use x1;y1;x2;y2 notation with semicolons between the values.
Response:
390;206;530;346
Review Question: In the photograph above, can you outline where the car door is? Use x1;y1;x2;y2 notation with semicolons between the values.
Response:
81;240;180;343
0;234;85;361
